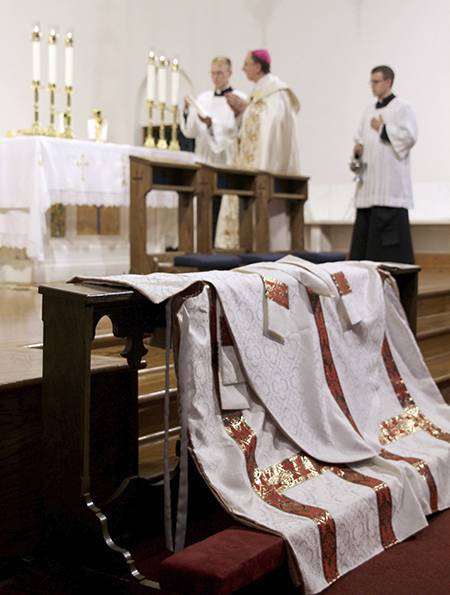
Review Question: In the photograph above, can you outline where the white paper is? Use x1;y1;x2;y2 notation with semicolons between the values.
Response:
186;95;210;119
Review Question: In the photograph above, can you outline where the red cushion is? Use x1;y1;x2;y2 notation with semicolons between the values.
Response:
159;526;285;594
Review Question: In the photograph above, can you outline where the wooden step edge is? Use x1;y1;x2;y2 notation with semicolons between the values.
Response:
415;253;450;268
425;351;450;385
139;425;180;446
138;388;177;408
139;364;174;376
417;325;450;340
424;349;450;364
436;374;450;388
418;286;450;298
417;311;450;323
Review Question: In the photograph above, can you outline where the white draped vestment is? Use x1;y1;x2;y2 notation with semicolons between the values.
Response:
236;73;301;250
78;259;450;593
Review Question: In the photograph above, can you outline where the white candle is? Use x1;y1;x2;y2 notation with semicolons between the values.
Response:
146;51;156;101
65;32;74;87
48;29;57;85
170;59;180;106
157;56;167;104
32;26;41;81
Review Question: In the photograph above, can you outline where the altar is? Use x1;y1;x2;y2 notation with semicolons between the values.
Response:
0;136;196;283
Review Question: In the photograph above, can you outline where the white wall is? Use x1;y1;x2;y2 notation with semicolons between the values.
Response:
1;0;450;188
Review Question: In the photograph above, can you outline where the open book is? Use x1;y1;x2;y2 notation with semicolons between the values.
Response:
185;95;210;119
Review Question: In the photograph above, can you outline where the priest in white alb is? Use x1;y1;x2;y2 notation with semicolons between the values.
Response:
225;49;301;250
350;65;417;263
180;56;246;248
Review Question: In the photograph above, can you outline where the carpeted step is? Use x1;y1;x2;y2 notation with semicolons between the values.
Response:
159;526;285;595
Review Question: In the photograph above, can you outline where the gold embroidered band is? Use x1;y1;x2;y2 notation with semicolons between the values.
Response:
264;278;290;309
223;413;339;584
381;336;450;445
380;449;438;513
331;272;352;296
223;413;399;582
307;290;361;435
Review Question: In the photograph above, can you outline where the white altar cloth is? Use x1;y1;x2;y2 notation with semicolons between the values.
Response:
0;136;196;260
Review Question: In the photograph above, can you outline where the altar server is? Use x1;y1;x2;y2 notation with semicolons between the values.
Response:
349;65;417;263
226;49;301;250
181;56;246;247
181;56;246;165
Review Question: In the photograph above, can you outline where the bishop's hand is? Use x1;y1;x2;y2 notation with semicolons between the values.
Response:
225;93;248;116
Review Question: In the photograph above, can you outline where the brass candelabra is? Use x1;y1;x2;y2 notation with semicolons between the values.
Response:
144;100;155;147
31;80;45;135
157;102;167;149
47;83;57;136
169;105;180;151
62;86;74;138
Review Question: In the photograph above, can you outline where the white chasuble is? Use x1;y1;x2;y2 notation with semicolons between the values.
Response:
355;97;417;208
76;258;450;593
235;73;301;250
174;280;425;594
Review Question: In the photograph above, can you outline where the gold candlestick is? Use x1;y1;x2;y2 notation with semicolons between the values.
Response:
62;32;74;139
157;102;167;149
62;86;74;138
47;83;57;136
30;25;44;134
30;80;45;135
144;100;155;147
169;105;180;151
47;29;58;136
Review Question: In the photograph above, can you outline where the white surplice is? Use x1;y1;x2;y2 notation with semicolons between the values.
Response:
236;73;301;250
180;89;246;166
180;88;246;249
355;97;417;208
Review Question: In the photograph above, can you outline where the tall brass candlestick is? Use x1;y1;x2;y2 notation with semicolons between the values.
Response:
63;32;74;138
157;103;167;149
30;25;44;135
168;105;180;151
144;100;155;147
63;86;74;138
47;84;57;136
47;29;58;136
31;81;43;134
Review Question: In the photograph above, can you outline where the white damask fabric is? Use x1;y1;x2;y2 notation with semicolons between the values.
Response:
0;137;196;259
175;286;424;593
76;257;450;593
